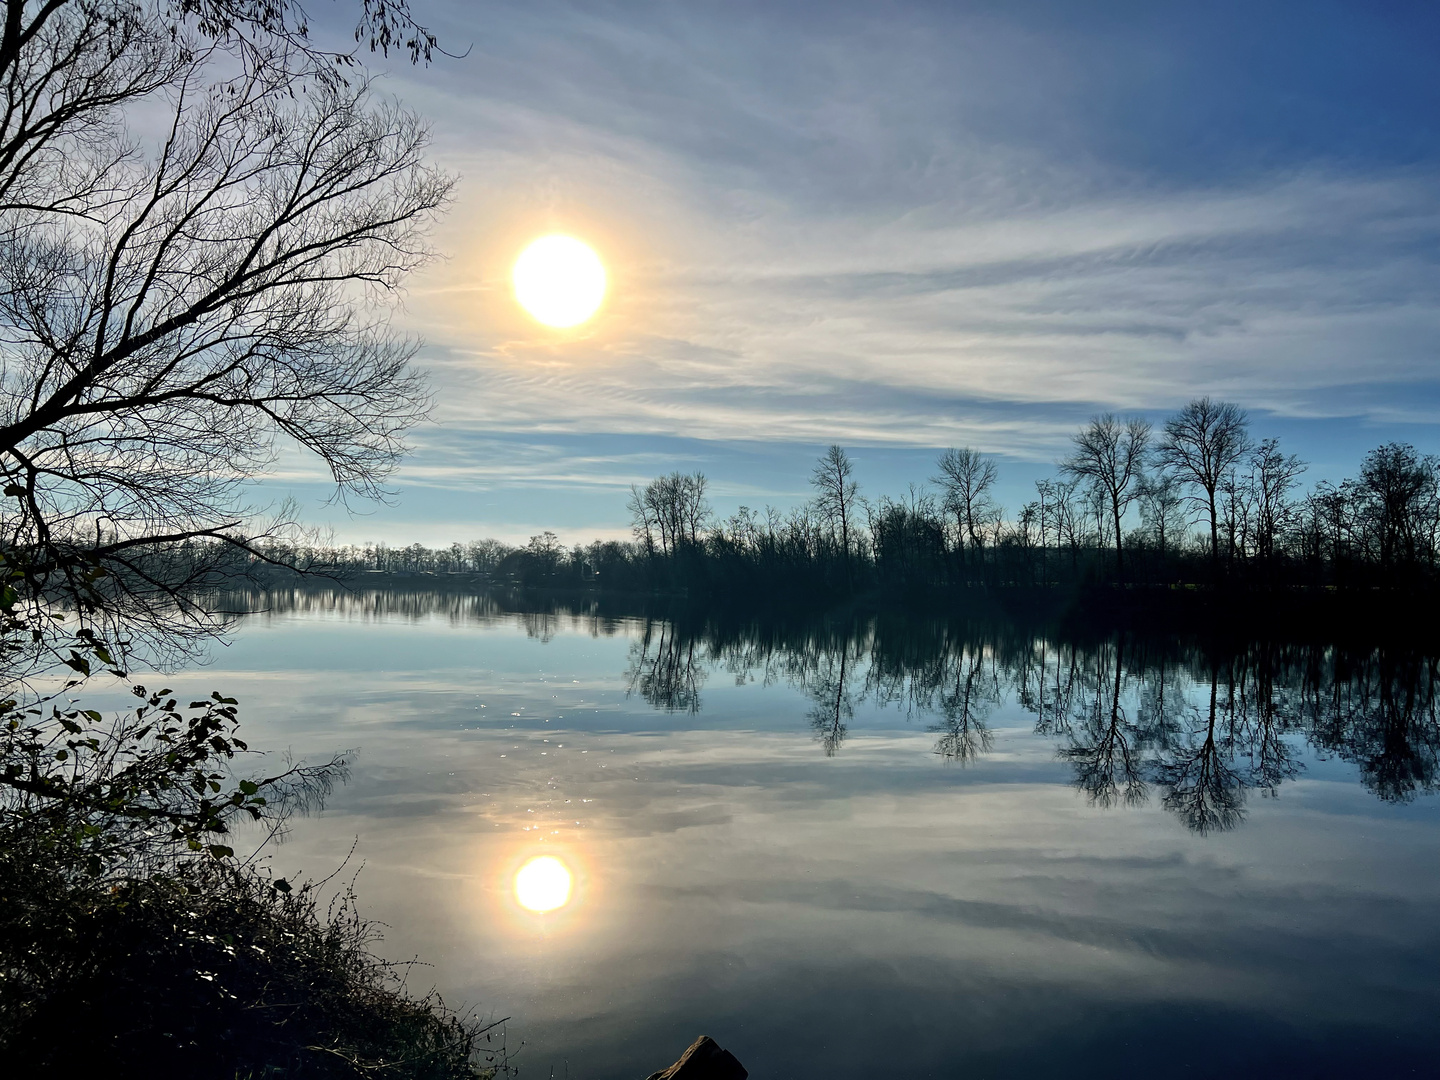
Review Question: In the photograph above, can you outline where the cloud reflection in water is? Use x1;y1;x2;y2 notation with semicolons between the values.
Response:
186;589;1440;1078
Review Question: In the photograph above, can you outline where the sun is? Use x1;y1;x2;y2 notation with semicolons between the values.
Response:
513;855;573;912
512;235;607;328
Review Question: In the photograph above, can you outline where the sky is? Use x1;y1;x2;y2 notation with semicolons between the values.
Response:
275;0;1440;547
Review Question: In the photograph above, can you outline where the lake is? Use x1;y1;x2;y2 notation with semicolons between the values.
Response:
157;589;1440;1078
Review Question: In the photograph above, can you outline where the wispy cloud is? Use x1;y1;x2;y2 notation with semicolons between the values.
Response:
281;1;1440;535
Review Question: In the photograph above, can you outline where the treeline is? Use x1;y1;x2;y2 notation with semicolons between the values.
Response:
620;400;1440;598
205;397;1440;604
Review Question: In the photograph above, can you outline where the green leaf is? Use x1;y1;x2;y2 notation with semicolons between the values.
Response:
206;844;235;860
238;780;258;796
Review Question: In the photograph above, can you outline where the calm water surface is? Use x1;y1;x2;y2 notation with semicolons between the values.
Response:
161;591;1440;1078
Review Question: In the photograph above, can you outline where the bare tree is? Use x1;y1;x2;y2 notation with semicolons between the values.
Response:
0;6;453;636
523;530;564;580
627;483;659;556
931;447;997;568
1218;468;1251;565
677;472;712;546
1032;478;1058;584
1154;398;1251;565
0;3;440;229
1248;439;1306;569
1354;443;1439;578
811;445;860;586
1061;414;1151;577
1047;476;1086;572
465;538;509;574
1138;472;1188;558
0;0;439;85
628;472;711;557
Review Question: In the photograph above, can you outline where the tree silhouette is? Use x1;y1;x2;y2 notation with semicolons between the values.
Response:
1154;398;1251;567
1060;640;1147;809
805;641;856;757
625;620;707;713
1150;671;1246;833
932;447;998;572
1354;443;1439;581
595;602;1440;834
811;445;860;589
930;647;998;764
1061;414;1151;578
1248;438;1307;572
0;2;451;638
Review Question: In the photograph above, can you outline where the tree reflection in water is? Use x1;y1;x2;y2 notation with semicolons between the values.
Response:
625;621;706;714
803;638;860;757
218;589;1440;835
622;611;1440;834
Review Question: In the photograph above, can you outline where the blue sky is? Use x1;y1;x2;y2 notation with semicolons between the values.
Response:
277;0;1440;546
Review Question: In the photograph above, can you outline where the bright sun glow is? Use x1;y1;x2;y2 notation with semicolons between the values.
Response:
514;855;573;912
512;235;607;327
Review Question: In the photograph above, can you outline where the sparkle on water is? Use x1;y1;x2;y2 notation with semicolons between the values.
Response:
512;235;606;328
514;855;572;912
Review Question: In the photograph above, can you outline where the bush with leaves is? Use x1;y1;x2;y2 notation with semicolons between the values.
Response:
0;623;506;1078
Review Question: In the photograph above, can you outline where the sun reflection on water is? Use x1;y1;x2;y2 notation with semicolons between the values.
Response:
514;855;573;913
